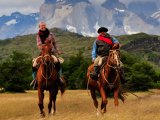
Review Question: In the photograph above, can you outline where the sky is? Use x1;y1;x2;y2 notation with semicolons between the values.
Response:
0;0;44;17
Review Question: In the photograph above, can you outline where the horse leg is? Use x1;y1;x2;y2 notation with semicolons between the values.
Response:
90;89;101;116
99;84;107;113
114;88;119;106
38;88;45;117
48;90;52;114
101;99;107;113
52;89;58;114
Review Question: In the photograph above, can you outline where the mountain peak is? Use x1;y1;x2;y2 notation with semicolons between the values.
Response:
0;0;160;39
45;0;90;5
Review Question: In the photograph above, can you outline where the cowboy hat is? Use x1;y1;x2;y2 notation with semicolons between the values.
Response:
97;27;108;33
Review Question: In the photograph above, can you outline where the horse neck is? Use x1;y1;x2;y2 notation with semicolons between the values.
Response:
39;60;58;81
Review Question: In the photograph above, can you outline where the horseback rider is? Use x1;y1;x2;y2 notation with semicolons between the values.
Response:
90;27;126;84
31;21;65;90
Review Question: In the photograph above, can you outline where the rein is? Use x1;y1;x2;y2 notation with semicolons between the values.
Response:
102;65;120;89
101;49;120;89
40;54;55;89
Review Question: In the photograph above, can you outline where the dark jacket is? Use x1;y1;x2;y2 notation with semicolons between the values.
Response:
96;40;112;56
96;34;114;56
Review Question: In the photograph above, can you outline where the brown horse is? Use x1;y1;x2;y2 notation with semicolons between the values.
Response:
87;48;123;115
35;44;65;117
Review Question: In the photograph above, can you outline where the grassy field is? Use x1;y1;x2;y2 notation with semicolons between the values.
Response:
0;89;160;120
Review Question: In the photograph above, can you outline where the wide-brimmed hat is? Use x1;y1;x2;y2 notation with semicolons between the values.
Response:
97;27;108;33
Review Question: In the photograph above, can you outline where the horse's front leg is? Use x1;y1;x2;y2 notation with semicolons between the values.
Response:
99;85;107;113
38;88;45;117
114;88;119;106
90;89;101;116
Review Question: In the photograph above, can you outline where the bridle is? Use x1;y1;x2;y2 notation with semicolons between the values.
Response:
101;49;121;89
39;52;55;89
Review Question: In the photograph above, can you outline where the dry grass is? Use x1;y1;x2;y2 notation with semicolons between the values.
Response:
0;89;160;120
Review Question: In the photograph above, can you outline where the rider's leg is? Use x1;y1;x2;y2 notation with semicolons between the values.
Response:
90;56;101;81
30;57;39;89
30;67;38;89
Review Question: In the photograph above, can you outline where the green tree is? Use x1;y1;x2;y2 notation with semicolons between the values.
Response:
62;50;91;89
126;62;157;91
0;51;32;92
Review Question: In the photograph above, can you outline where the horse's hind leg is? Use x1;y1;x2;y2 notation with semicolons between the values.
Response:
90;89;100;116
52;89;58;114
38;88;45;117
114;88;119;106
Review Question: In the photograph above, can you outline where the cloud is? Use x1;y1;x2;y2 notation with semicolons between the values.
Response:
0;0;44;16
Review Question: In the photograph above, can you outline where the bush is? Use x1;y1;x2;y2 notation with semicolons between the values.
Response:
0;51;32;92
62;50;91;89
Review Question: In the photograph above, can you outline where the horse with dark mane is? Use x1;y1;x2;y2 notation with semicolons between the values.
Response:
35;44;65;117
87;45;124;115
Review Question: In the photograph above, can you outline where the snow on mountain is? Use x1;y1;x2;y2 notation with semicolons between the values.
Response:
5;19;17;26
0;12;39;39
38;0;159;36
0;0;159;39
66;25;77;33
151;10;160;22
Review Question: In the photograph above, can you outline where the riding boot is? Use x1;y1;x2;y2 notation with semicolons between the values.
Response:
30;67;38;90
90;66;100;81
119;68;126;84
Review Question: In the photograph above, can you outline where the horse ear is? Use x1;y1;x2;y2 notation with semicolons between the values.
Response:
112;43;119;49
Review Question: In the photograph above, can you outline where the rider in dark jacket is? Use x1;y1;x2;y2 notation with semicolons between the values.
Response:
90;27;126;84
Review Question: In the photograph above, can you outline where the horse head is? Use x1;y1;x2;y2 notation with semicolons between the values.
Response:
40;44;53;64
107;49;121;68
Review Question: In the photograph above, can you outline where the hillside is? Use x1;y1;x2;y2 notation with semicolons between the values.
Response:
0;28;95;61
119;33;160;65
0;29;160;66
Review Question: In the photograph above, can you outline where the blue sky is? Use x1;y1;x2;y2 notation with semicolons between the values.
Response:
0;0;44;16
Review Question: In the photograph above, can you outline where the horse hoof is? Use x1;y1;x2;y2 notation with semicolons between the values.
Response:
40;111;45;118
101;109;106;114
96;109;102;116
51;110;56;115
114;102;119;106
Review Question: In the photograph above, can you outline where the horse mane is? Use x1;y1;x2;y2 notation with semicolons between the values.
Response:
112;43;120;50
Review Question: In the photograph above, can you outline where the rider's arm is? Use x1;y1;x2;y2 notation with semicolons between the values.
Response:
92;40;97;62
50;33;62;55
112;37;119;43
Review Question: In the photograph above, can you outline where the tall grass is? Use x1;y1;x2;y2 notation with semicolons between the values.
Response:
0;90;160;120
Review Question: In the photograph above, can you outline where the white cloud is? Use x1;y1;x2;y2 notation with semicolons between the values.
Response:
0;0;44;16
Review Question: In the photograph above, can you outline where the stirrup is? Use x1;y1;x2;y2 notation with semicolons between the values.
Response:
90;72;98;81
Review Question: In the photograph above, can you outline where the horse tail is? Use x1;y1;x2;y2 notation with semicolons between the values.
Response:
59;77;66;95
